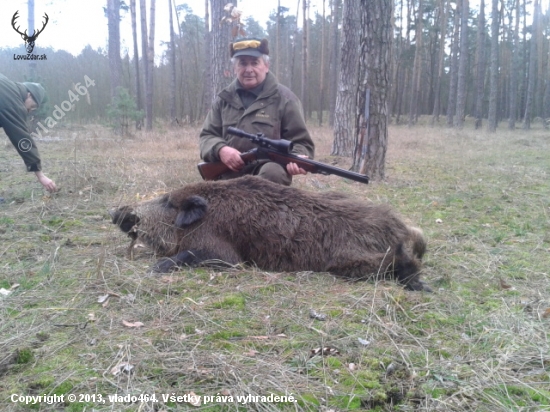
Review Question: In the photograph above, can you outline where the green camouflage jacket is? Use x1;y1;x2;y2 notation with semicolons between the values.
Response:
0;73;42;172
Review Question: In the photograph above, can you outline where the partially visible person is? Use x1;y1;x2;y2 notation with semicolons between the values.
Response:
0;73;57;192
200;38;314;186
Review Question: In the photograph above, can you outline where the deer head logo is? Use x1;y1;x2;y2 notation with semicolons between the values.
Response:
11;11;49;54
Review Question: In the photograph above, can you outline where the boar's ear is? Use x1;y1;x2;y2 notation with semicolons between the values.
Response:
175;196;208;228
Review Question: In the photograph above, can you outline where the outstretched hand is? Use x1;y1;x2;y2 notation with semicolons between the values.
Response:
35;171;57;192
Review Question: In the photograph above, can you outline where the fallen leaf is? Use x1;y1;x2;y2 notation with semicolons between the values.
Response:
358;337;370;346
97;294;109;304
542;308;550;319
122;320;144;328
309;309;328;321
111;362;134;376
499;278;512;290
243;349;259;357
187;391;201;406
0;288;11;297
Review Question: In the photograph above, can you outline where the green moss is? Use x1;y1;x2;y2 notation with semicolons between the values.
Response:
16;348;34;364
212;294;246;310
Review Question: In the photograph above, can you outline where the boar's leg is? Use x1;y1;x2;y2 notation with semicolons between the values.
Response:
153;247;240;273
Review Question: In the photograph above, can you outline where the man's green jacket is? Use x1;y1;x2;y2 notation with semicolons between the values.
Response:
200;72;315;162
0;73;42;172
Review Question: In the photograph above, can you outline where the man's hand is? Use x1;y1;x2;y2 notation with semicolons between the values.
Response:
35;171;57;192
219;146;244;172
286;155;309;176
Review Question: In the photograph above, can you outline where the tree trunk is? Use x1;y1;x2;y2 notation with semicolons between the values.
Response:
107;0;123;100
168;0;177;125
487;0;499;132
145;0;156;130
140;0;150;128
130;0;142;126
446;4;460;126
328;0;341;127
210;0;237;103
522;0;539;129
28;0;36;79
408;0;423;127
454;0;469;129
353;0;392;181
276;0;281;78
301;0;309;119
431;0;449;126
474;0;486;129
318;0;326;126
202;0;213;118
332;0;360;157
508;0;520;129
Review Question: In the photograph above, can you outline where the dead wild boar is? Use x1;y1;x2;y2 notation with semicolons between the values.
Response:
110;176;430;291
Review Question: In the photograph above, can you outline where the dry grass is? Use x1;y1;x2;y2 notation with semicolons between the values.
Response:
0;119;549;411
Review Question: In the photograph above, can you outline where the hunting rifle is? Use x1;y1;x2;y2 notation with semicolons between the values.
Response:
197;127;369;184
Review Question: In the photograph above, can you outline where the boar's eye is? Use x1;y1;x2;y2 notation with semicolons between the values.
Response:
175;196;208;228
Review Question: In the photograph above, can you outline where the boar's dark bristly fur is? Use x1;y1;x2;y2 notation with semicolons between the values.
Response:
110;176;430;291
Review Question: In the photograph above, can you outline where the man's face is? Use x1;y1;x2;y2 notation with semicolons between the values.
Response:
234;56;269;90
24;93;38;113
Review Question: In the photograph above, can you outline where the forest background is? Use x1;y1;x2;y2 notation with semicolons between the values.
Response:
0;0;549;140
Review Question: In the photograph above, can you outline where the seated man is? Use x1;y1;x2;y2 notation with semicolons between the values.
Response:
199;38;314;186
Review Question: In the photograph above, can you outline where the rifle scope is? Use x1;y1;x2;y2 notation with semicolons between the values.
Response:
227;127;293;154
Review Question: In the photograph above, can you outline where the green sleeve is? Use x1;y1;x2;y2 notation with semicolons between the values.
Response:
199;99;228;162
0;105;42;171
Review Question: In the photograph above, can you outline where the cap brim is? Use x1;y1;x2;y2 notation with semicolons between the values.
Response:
233;49;263;58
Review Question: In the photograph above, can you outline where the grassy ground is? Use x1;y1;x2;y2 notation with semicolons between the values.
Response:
0;119;549;411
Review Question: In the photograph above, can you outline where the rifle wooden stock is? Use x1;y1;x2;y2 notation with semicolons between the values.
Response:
197;151;257;181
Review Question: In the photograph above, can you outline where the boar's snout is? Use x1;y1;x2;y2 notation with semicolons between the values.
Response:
110;206;140;234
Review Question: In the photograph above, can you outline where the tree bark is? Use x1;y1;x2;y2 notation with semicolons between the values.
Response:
210;0;237;103
107;0;123;100
301;0;309;119
522;0;539;129
145;0;156;130
446;3;460;126
354;0;392;181
431;0;449;125
318;0;326;126
408;0;423;127
331;0;360;157
139;0;150;128
508;0;520;129
168;0;177;125
454;0;469;129
130;0;142;124
328;0;341;127
487;0;499;132
474;0;486;129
